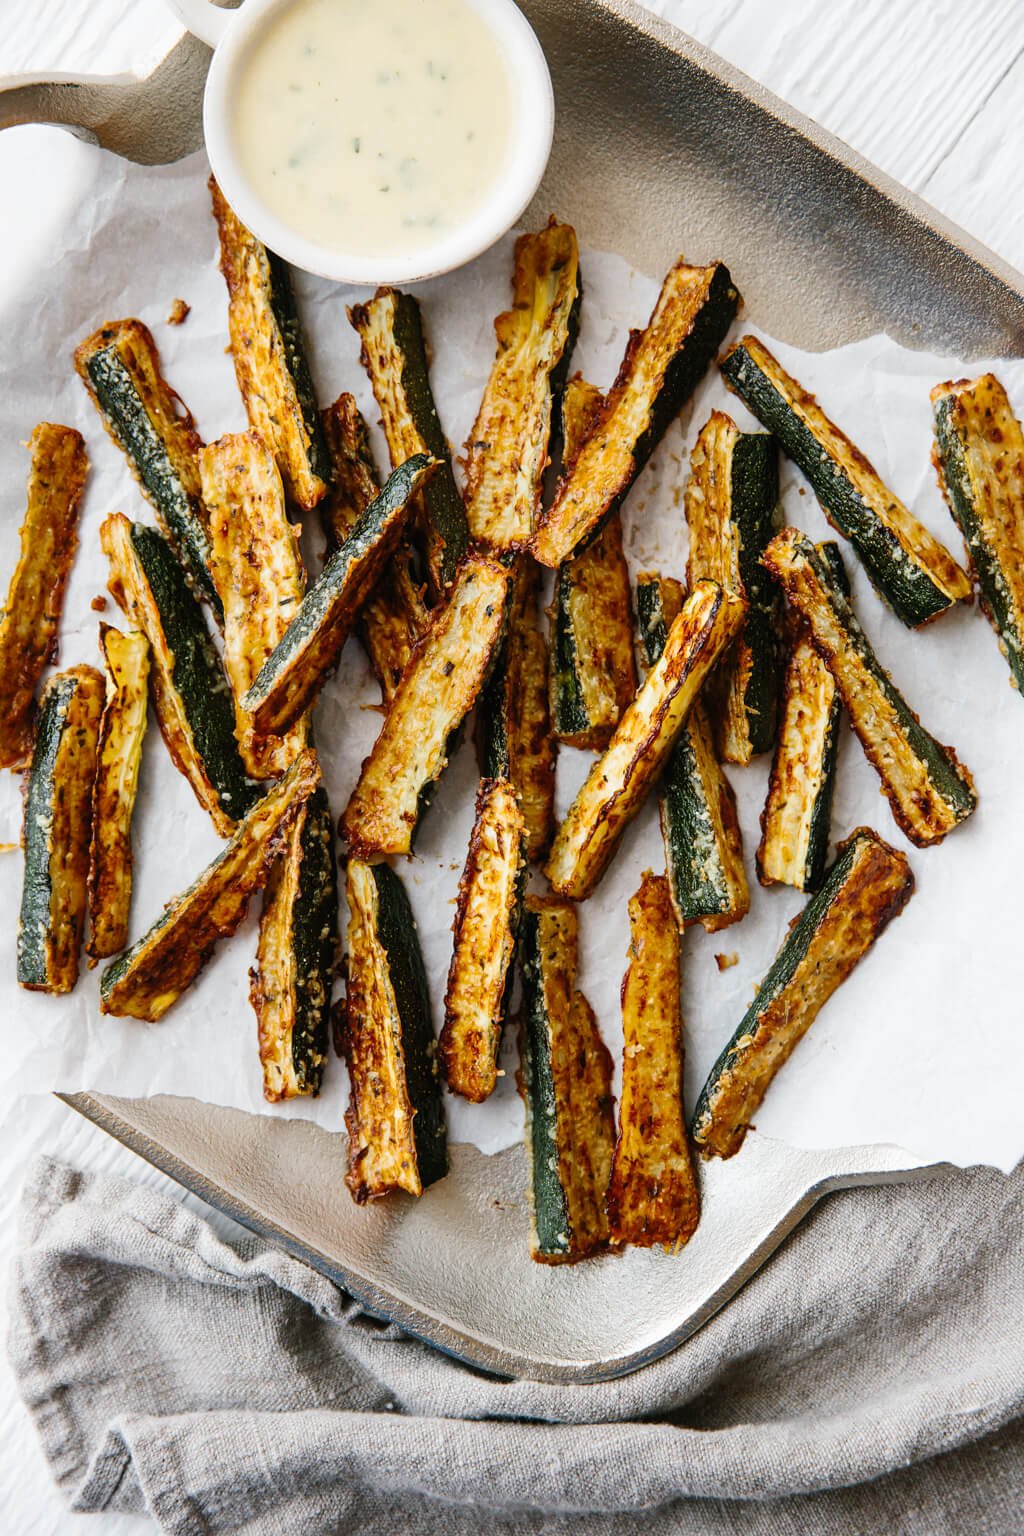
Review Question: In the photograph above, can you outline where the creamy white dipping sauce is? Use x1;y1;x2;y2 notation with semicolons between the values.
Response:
232;0;515;261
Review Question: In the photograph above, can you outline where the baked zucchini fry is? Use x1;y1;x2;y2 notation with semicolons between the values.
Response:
86;626;150;961
762;527;977;848
758;541;848;892
692;827;914;1159
519;897;615;1264
545;580;747;900
17;667;104;993
243;455;438;740
345;553;510;857
721;336;970;627
636;574;748;932
349;287;469;596
100;749;320;1021
549;377;637;749
463;219;582;549
252;784;338;1101
100;514;256;837
320;394;428;703
607;873;700;1249
685;410;781;762
533;259;740;567
343;859;448;1202
209;178;329;510
439;777;526;1103
0;423;88;769
75;320;220;617
478;557;557;861
932;373;1024;692
201;431;308;777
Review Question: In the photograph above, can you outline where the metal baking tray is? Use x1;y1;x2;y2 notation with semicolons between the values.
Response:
7;0;1023;1383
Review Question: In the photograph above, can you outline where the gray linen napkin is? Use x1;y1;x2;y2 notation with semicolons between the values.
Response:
8;1154;1024;1534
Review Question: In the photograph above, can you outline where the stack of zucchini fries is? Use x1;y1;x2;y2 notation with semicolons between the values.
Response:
11;180;1013;1265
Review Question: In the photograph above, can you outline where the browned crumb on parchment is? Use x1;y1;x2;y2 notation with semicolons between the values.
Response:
715;952;739;971
167;298;191;326
91;594;107;612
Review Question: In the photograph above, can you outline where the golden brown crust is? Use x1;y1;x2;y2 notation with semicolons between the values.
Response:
87;626;150;960
0;424;88;768
504;559;557;861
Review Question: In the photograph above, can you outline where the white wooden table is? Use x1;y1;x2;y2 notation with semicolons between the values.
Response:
1;2;1022;1529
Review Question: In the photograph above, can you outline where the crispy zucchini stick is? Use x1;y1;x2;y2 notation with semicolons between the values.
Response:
343;859;448;1201
242;455;438;739
758;542;848;892
201;431;308;777
478;557;557;861
209;177;330;510
100;750;320;1021
0;424;88;768
685;410;781;762
721;335;970;627
931;373;1024;692
87;626;150;960
545;580;747;900
693;828;914;1158
349;287;469;597
762;527;976;847
18;667;104;993
463;219;581;549
320;394;428;702
533;259;740;567
549;377;637;749
608;873;701;1248
439;777;526;1102
519;897;616;1264
344;554;510;857
101;514;256;836
636;574;748;931
75;319;220;616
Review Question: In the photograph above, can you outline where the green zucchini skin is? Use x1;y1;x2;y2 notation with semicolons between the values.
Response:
932;375;1024;693
636;575;748;931
549;564;590;743
519;902;571;1259
84;347;221;619
725;430;781;754
18;668;104;992
131;523;257;825
722;339;968;627
265;250;332;490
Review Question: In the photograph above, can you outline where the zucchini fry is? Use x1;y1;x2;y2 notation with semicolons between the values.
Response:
758;541;848;892
343;859;448;1201
685;410;781;762
463;219;582;549
693;828;914;1159
533;258;740;567
549;377;637;749
545;580;747;900
349;287;469;596
439;777;526;1103
75;319;220;616
201;431;307;777
762;527;976;847
721;336;970;627
519;897;616;1264
608;873;700;1248
636;574;748;931
243;455;438;739
18;667;104;993
478;557;557;861
253;784;338;1101
344;554;510;857
87;626;150;960
100;513;256;837
320;394;428;702
932;373;1024;692
209;177;330;510
100;749;320;1021
0;423;88;768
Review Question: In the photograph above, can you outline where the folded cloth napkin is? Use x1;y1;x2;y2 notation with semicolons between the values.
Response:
8;1155;1024;1534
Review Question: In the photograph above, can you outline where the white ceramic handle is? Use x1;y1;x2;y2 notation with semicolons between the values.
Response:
165;0;235;49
